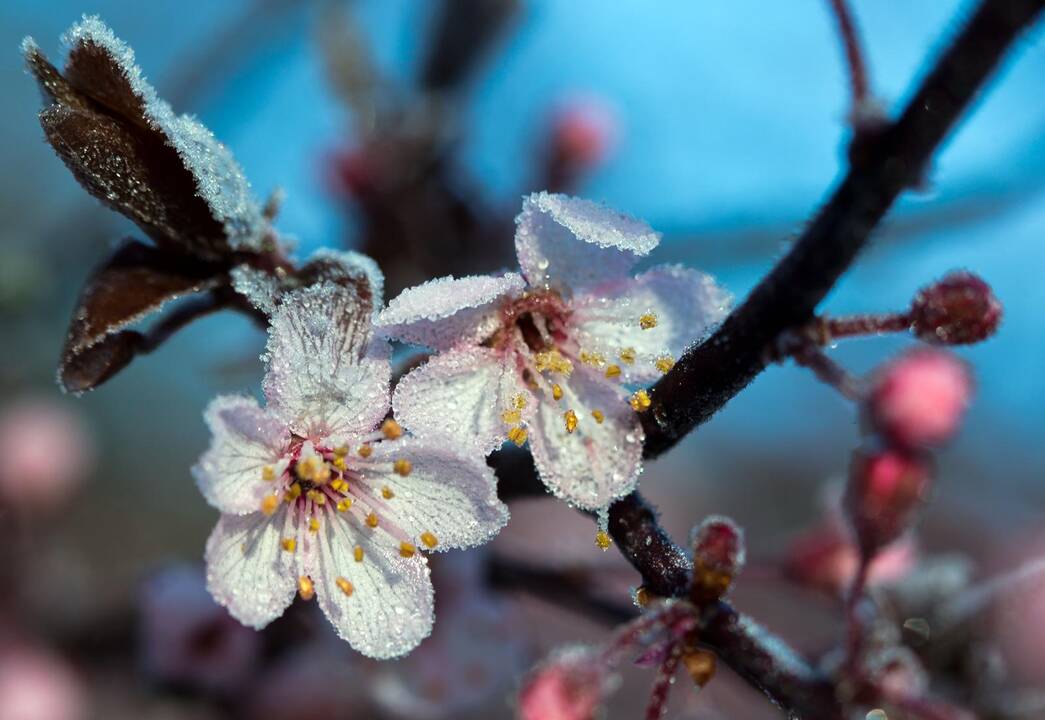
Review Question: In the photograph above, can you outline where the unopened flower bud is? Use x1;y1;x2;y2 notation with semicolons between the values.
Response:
868;349;972;450
518;646;612;720
549;98;616;171
910;271;1001;345
689;516;745;603
844;449;932;556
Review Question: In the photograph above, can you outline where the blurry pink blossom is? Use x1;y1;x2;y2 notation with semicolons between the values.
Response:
0;398;94;511
549;97;617;171
785;520;916;596
844;448;932;556
517;646;611;720
378;192;730;514
868;348;972;450
0;643;86;720
139;564;260;694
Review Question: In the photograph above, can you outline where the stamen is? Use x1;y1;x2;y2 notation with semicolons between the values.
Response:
639;312;658;330
308;517;320;533
421;532;438;549
296;456;319;481
366;512;379;528
534;349;573;375
595;531;612;550
382;485;395;499
619;347;637;365
551;384;564;401
306;490;326;506
579;350;606;368
507;427;528;446
332;456;347;471
502;409;522;425
655;355;676;373
564;409;578;433
393;459;412;477
330;479;347;493
630;389;652;412
512;394;528;409
334;445;349;457
285;483;302;501
591;409;605;424
260;494;280;516
604;364;622;379
281;538;296;552
381;419;403;440
634;585;650;607
358;444;373;458
399;541;417;558
261;465;276;482
336;577;354;597
353;545;364;562
298;576;314;601
336;498;353;512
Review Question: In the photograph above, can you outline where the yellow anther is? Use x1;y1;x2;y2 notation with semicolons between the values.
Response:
534;349;573;375
336;577;354;597
502;409;522;425
604;364;622;379
551;384;564;401
334;445;349;457
286;483;302;500
353;545;364;562
329;479;346;493
332;456;346;471
296;456;319;481
314;463;331;484
635;585;650;607
358;444;373;458
298;575;314;601
513;394;527;409
381;419;403;440
399;542;417;558
507;427;528;447
393;459;412;477
564;409;578;434
619;347;637;365
261;465;276;482
579;350;606;368
260;494;280;516
366;512;379;528
309;517;320;533
655;355;676;373
382;485;395;499
336;498;353;513
630;389;652;412
595;531;612;550
281;538;296;552
639;313;658;330
421;531;438;549
306;489;326;506
591;409;605;424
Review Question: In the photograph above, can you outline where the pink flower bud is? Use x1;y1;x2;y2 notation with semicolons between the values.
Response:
689;515;745;602
518;646;611;720
549;98;617;171
0;644;85;720
845;449;932;556
868;349;972;450
785;521;916;595
910;271;1001;345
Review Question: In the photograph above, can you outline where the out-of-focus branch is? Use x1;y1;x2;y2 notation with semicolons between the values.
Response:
826;0;872;114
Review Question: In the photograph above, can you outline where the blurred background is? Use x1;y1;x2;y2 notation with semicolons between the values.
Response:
1;1;1044;717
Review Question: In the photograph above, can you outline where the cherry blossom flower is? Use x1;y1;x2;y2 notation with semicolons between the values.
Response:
377;192;729;513
193;263;508;659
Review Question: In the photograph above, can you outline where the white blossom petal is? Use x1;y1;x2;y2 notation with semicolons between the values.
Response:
392;347;534;456
264;282;392;438
376;273;524;351
570;265;732;382
361;438;509;550
193;395;290;515
528;370;644;511
515;192;660;292
304;507;434;659
205;507;297;630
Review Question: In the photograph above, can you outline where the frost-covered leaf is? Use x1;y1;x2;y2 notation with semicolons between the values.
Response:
23;17;265;259
59;330;139;395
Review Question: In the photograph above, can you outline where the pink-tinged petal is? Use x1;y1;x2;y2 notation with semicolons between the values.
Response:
361;438;509;550
376;273;524;350
193;395;289;515
515;192;660;291
264;282;392;438
570;264;731;383
204;508;297;630
392;346;534;455
304;507;434;659
528;370;644;511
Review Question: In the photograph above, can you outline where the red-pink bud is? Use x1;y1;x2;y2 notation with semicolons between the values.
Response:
910;271;1001;345
785;522;916;595
690;516;745;602
844;448;932;555
868;348;972;450
549;98;616;171
518;647;611;720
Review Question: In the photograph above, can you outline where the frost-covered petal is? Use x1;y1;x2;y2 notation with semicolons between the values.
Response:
264;282;391;438
204;508;297;630
392;346;534;456
361;438;509;550
376;273;525;351
570;265;731;383
528;370;644;511
304;507;434;659
515;192;660;292
193;395;290;515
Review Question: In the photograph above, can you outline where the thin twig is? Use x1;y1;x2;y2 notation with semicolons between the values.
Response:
826;0;872;110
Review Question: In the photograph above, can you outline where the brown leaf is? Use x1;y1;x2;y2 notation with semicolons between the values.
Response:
59;240;226;393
